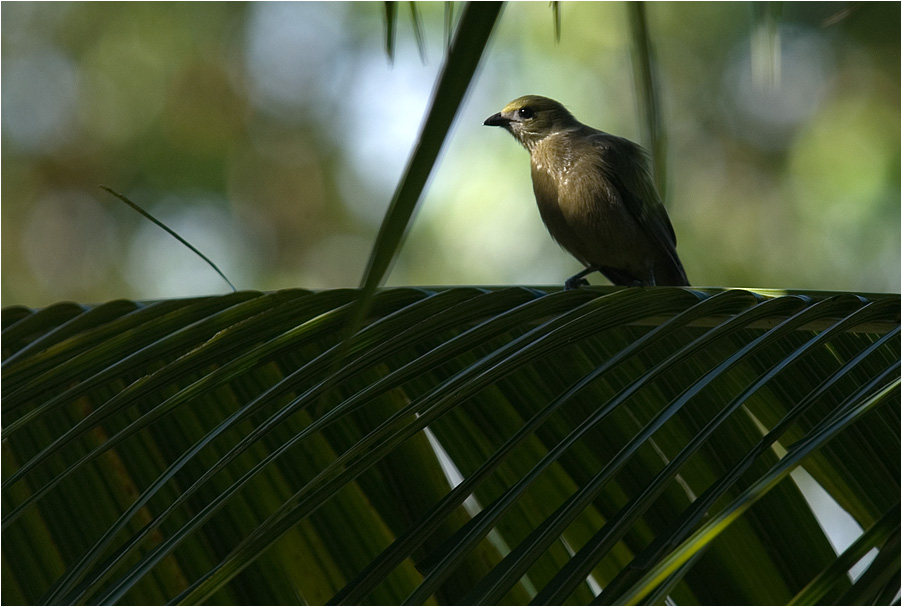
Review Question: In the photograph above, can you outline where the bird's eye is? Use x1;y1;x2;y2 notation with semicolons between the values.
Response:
518;107;534;119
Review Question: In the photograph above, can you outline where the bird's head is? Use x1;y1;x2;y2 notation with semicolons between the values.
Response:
484;95;578;151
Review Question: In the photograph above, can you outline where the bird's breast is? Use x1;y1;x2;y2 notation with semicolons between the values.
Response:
529;140;645;271
529;157;596;265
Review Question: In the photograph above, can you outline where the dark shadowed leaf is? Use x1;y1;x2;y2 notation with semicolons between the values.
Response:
2;286;898;605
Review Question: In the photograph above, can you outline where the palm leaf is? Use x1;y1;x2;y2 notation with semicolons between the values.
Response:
3;286;898;605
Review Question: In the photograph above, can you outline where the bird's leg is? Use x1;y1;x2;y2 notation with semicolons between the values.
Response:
564;267;597;290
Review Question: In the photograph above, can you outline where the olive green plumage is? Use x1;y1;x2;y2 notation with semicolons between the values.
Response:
484;95;689;289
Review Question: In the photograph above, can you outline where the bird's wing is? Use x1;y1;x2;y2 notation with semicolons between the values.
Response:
589;132;679;251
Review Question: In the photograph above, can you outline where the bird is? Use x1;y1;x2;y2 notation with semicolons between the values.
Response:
483;95;689;289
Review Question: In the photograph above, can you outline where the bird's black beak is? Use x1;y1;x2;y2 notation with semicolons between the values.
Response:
483;113;509;127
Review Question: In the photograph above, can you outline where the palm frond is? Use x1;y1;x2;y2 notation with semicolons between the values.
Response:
3;286;898;604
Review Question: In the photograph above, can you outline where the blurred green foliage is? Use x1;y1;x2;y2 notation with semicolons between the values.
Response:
2;2;899;307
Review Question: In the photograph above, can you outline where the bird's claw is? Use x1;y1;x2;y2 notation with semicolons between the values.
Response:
564;277;590;291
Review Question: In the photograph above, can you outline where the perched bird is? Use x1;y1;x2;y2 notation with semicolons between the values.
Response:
484;95;689;289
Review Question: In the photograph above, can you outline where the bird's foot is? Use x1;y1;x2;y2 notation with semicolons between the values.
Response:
564;276;590;290
564;267;597;290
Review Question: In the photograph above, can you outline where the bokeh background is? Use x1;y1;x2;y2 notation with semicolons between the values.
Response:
2;2;899;308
